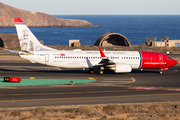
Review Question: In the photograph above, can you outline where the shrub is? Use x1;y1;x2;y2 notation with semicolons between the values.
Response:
10;111;21;117
75;106;91;115
99;115;107;120
64;108;74;113
31;107;47;115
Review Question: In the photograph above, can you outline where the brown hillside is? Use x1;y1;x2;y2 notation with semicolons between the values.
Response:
0;2;93;27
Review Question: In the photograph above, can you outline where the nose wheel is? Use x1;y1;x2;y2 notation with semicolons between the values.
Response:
159;70;163;74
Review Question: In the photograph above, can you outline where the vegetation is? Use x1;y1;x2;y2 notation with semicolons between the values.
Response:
166;36;169;41
0;101;180;119
145;37;150;46
160;37;163;42
154;36;157;41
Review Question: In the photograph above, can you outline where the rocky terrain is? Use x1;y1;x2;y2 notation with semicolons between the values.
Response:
0;2;93;27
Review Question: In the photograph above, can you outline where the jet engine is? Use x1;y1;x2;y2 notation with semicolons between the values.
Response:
109;64;132;73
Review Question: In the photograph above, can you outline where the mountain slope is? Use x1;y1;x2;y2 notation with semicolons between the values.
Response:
0;3;93;27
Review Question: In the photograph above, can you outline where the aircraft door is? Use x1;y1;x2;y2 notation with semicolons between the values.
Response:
159;54;163;63
45;54;49;62
159;54;163;67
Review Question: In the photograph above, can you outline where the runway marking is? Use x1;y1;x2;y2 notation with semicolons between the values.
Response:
104;79;132;80
85;91;100;93
0;87;17;89
102;81;130;82
68;92;84;94
102;77;136;84
49;85;74;87
1;93;180;103
0;89;144;96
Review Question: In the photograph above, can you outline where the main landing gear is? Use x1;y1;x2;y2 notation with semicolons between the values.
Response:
89;69;95;74
89;67;104;75
98;67;104;75
98;70;103;75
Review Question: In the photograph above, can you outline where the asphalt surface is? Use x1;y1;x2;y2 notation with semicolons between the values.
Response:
0;61;180;108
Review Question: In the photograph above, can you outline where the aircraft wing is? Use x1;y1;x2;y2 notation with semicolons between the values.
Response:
93;48;115;68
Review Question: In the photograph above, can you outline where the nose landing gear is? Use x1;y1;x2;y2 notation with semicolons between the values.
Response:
159;70;163;74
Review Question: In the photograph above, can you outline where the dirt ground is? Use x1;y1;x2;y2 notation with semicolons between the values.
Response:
0;101;180;120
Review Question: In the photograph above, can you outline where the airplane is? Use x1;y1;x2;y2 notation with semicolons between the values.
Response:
5;18;177;74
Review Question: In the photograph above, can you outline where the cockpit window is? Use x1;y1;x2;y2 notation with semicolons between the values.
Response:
166;57;171;59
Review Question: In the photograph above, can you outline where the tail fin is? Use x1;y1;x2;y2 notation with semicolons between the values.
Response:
14;18;55;52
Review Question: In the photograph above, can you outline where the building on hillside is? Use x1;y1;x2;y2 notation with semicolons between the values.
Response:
0;33;20;48
95;32;131;47
69;40;81;47
152;40;180;47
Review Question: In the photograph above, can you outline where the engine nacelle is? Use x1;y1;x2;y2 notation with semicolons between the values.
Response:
111;64;132;73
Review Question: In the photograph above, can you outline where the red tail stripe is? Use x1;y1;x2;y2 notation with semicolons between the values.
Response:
99;48;106;58
14;18;24;23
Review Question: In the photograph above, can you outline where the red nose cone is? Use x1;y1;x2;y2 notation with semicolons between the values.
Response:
172;59;177;66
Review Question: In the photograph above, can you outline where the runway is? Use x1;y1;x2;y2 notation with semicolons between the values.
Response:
0;61;180;108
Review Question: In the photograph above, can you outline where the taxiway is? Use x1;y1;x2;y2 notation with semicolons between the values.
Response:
0;61;180;108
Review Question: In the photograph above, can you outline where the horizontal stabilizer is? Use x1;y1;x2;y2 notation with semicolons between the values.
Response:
4;49;20;54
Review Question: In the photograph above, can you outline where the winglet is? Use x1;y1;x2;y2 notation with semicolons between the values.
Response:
14;18;24;23
99;48;106;58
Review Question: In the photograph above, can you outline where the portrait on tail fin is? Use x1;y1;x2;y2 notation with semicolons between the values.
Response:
20;30;34;52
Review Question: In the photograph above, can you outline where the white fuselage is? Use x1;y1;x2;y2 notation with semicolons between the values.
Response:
20;50;141;69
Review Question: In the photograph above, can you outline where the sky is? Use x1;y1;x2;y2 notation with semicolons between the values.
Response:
1;0;180;15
